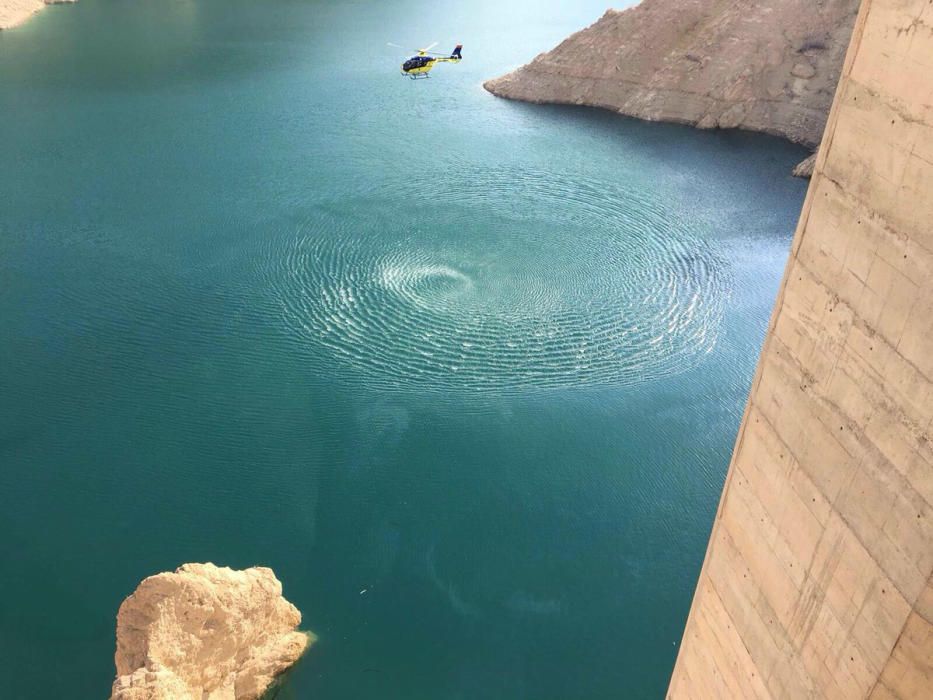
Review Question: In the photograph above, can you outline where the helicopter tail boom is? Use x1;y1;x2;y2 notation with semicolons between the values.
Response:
432;45;463;64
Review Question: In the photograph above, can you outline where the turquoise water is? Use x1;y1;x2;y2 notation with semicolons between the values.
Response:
0;1;808;697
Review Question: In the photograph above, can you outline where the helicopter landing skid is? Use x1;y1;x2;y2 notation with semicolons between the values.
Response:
404;72;430;80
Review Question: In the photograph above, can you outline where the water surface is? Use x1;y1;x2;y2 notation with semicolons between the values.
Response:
0;1;808;697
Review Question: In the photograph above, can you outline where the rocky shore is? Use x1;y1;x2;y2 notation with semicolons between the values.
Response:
110;563;312;700
485;0;861;175
0;0;75;30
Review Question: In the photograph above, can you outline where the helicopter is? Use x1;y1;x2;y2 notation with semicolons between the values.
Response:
388;42;463;79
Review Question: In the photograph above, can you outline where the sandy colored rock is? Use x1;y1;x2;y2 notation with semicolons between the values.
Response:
791;152;817;178
110;563;312;700
0;0;75;30
485;0;860;156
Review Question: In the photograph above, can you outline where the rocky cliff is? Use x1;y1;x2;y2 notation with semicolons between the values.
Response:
0;0;75;30
110;563;312;700
485;0;861;171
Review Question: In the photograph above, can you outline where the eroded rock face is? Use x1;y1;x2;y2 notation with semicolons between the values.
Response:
110;563;311;700
0;0;76;31
485;0;861;170
791;152;817;178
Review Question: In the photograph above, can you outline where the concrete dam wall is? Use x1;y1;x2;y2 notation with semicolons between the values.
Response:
667;0;933;697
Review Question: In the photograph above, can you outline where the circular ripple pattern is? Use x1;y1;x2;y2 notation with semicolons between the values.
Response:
267;170;731;392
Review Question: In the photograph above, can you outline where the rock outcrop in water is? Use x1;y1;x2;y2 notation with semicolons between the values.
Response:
0;0;75;30
484;0;861;175
110;563;311;700
791;152;817;178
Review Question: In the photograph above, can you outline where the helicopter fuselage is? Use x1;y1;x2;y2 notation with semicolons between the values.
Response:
401;45;462;79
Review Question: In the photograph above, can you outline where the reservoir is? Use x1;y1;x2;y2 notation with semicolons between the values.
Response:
0;0;808;697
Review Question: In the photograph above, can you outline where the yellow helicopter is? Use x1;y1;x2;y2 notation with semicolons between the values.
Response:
389;42;463;79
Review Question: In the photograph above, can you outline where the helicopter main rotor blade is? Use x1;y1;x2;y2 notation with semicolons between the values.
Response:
421;41;438;52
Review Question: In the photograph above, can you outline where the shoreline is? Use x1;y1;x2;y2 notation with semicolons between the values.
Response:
0;0;75;31
484;1;860;177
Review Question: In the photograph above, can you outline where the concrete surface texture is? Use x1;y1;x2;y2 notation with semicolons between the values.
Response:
667;0;933;697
